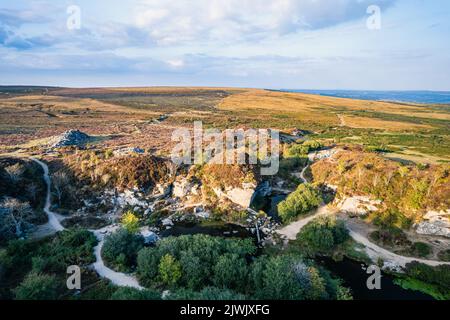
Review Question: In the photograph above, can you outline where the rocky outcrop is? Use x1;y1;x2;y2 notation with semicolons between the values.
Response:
213;182;256;208
113;147;145;156
416;210;450;238
50;130;90;148
337;196;382;216
140;227;159;244
172;178;200;198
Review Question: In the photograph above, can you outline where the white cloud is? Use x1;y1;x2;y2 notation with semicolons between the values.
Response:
134;0;395;44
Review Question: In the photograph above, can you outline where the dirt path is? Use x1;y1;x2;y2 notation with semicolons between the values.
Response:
338;114;346;127
30;157;143;289
277;205;450;268
30;158;65;232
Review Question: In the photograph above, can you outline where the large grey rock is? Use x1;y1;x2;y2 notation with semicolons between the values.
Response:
50;130;90;148
416;210;450;238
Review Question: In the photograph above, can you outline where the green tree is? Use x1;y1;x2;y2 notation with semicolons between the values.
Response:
296;216;349;254
121;211;140;233
213;253;248;291
278;183;322;223
102;229;144;272
159;254;182;287
14;272;59;300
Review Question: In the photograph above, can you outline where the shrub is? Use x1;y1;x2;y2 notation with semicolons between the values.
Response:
277;184;322;223
438;249;450;262
159;254;182;286
410;242;432;258
33;229;97;274
285;144;309;158
121;211;140;233
404;262;450;297
110;287;161;300
102;229;144;272
249;254;329;300
14;272;59;300
213;254;248;291
296;216;349;254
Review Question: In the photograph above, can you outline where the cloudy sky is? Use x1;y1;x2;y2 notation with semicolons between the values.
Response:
0;0;449;90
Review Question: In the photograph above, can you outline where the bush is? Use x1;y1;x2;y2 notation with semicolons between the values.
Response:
438;249;450;262
213;254;248;291
369;227;410;248
110;287;161;300
296;216;349;254
159;254;182;286
121;211;140;233
14;272;59;300
285;144;309;158
410;242;432;258
277;184;322;223
102;229;144;272
33;229;97;274
404;262;450;297
250;254;329;300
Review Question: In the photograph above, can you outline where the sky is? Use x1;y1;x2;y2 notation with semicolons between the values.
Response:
0;0;449;90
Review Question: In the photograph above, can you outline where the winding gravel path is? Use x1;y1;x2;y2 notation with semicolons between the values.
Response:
31;157;143;289
277;203;450;268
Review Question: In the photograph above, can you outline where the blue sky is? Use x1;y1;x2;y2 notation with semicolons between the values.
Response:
0;0;449;90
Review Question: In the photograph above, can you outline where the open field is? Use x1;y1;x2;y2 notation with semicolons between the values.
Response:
1;86;448;161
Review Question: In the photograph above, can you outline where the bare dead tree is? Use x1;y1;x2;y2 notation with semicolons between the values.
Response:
0;197;33;238
52;171;70;206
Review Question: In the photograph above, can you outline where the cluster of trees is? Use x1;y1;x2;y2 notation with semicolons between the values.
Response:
132;234;351;300
296;216;349;255
0;229;97;300
277;184;322;223
102;228;144;273
285;140;323;158
403;262;450;299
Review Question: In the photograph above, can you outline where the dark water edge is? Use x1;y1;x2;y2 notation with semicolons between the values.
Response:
318;257;434;300
279;89;450;104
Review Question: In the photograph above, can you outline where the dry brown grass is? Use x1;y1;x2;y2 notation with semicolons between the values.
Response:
341;115;432;131
218;89;446;131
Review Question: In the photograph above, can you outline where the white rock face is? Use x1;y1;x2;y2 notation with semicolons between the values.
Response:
308;148;341;162
213;182;256;208
116;190;147;208
416;210;450;238
172;178;199;198
113;147;145;156
338;196;382;216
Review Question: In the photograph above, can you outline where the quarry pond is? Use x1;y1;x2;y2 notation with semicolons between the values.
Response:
318;257;434;300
